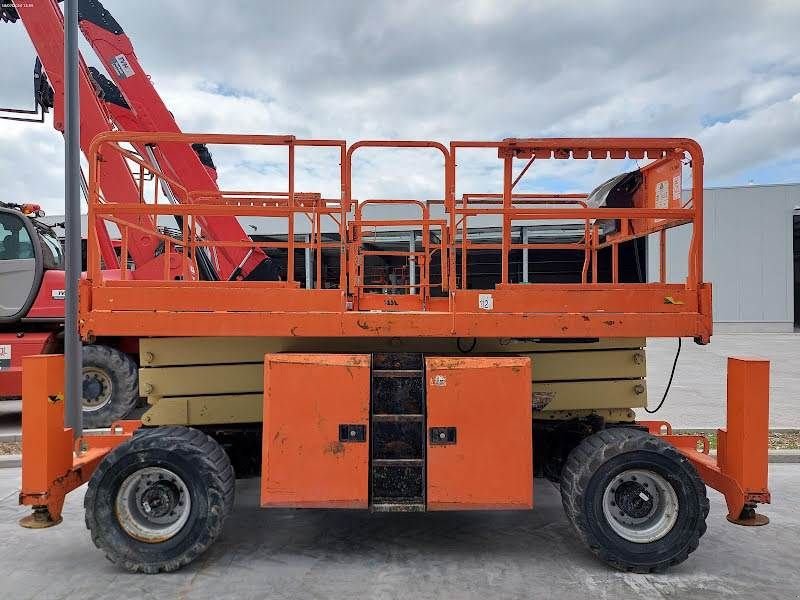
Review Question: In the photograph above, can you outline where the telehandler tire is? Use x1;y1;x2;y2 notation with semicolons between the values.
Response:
560;427;709;573
81;344;138;428
84;426;235;573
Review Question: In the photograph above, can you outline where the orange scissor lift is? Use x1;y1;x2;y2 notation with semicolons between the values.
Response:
20;133;769;574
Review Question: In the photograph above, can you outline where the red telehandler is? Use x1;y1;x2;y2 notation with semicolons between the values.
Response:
0;0;279;426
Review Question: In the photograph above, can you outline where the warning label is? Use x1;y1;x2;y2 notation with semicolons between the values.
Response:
672;175;681;201
0;345;10;369
431;375;447;387
110;54;135;79
655;180;669;209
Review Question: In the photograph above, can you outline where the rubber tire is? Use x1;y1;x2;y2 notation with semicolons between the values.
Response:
82;344;138;428
84;426;235;573
560;427;709;573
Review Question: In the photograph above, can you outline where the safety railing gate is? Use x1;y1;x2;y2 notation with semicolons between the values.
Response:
349;199;449;311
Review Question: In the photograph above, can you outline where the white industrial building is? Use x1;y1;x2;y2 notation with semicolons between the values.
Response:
648;183;800;332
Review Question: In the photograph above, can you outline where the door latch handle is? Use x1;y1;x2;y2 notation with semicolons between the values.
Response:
339;424;366;442
429;427;457;445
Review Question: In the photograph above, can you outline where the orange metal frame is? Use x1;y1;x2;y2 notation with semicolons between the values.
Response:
80;133;711;342
19;354;769;524
18;355;138;524
642;357;770;523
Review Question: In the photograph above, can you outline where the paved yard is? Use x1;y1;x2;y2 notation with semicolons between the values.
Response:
642;334;799;428
0;465;796;600
0;399;21;439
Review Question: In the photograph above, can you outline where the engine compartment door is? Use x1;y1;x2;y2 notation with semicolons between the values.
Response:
426;356;533;510
261;353;371;508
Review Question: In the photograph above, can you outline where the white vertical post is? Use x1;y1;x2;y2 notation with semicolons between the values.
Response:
305;234;313;289
522;226;529;284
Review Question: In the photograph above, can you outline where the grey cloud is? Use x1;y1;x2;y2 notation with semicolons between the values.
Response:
1;0;799;214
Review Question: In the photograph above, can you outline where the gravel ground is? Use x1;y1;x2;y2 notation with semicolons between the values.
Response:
0;442;21;455
766;430;800;449
680;430;800;450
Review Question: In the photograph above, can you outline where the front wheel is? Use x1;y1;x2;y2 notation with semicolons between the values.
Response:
560;427;709;573
84;426;235;573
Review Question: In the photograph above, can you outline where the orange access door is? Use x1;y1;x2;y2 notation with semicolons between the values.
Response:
261;354;371;508
426;357;533;510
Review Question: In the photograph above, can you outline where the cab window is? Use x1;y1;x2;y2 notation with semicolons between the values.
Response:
0;214;33;260
39;229;64;269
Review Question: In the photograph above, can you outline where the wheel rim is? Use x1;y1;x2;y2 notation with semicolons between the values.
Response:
115;467;192;543
82;367;113;412
601;468;678;543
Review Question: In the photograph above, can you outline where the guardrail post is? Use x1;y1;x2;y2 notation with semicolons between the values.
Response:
305;234;313;289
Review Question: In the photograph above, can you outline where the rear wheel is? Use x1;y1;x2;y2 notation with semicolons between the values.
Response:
81;344;138;428
560;427;709;573
84;426;235;573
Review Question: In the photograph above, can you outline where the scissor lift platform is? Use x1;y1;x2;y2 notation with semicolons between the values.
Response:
79;134;712;342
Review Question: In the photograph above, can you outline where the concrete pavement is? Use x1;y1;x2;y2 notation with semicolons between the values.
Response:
0;399;21;441
642;334;799;428
0;465;797;600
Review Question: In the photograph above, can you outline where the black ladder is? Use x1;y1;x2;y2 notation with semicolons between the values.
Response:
370;353;426;511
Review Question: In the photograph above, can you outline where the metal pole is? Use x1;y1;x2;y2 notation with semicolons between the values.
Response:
64;0;82;439
522;226;529;284
409;231;416;295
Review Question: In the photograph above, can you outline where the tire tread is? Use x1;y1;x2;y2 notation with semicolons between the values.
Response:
84;426;235;573
560;427;709;573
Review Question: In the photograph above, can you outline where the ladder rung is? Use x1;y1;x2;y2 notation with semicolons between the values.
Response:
371;501;426;513
372;414;424;422
372;369;423;378
372;459;424;467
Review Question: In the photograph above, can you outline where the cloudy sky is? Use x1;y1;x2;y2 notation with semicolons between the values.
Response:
1;0;799;215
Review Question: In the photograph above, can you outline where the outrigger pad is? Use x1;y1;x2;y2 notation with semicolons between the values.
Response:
727;510;769;527
19;506;62;529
